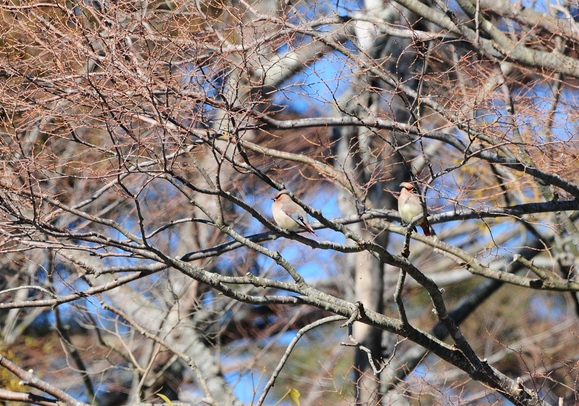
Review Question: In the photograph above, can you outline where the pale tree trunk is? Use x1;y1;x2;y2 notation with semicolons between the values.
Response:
335;0;425;401
332;120;385;401
353;232;387;403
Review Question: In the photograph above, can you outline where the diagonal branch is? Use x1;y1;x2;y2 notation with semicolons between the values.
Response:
0;355;89;406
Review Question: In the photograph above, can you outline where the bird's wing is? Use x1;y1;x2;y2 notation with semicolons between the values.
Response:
281;204;305;226
282;204;317;235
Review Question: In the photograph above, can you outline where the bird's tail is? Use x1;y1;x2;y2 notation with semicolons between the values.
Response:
420;222;432;236
305;224;318;236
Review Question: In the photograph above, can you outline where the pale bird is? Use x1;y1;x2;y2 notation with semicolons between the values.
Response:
272;190;317;235
398;182;432;236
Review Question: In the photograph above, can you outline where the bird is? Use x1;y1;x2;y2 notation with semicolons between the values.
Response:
398;182;432;236
272;189;317;235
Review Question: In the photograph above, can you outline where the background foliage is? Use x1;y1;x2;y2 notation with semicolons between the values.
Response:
0;0;579;405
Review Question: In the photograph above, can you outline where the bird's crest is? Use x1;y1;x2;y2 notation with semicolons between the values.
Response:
273;189;290;201
400;182;415;192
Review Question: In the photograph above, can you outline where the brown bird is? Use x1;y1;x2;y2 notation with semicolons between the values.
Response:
272;190;317;235
398;182;432;236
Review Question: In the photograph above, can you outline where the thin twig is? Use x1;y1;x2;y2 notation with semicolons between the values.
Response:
394;269;409;325
256;315;345;406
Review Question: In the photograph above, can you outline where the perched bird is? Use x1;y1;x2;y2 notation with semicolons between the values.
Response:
272;189;317;235
398;182;432;236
